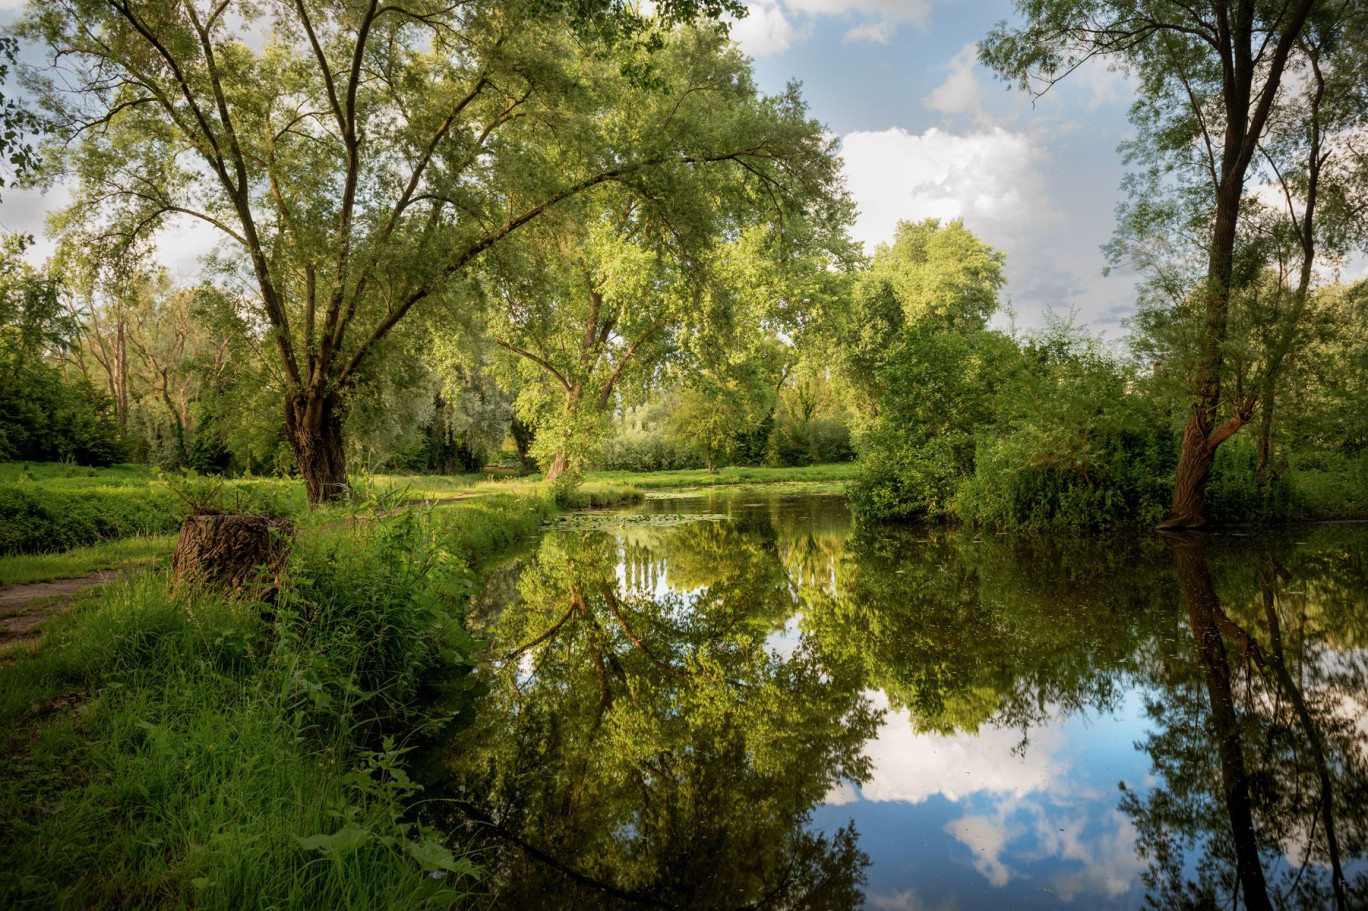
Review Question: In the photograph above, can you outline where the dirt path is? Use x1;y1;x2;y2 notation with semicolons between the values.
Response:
0;570;121;648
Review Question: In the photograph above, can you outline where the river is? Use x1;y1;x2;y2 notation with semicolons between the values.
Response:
422;490;1368;910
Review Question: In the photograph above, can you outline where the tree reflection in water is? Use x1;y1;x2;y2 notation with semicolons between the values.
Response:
427;493;1368;909
429;525;878;910
1123;533;1367;910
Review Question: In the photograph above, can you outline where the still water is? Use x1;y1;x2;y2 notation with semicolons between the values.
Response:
426;491;1368;910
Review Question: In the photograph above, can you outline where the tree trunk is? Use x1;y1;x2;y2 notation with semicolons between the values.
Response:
174;513;294;596
285;390;348;506
543;387;582;482
1167;532;1274;911
510;416;536;476
1256;384;1274;492
1162;417;1217;529
545;450;570;482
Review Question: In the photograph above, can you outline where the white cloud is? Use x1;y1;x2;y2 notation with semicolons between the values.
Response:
838;125;1052;252
828;696;1146;898
868;888;959;911
945;813;1022;887
1084;65;1135;111
731;1;807;57
732;0;929;56
840;693;1069;805
922;42;989;124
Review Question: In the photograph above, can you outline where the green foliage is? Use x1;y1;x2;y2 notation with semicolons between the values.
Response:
0;493;555;908
0;483;184;556
598;430;700;472
767;366;855;467
845;324;1006;521
0;238;125;466
665;386;752;472
955;322;1175;530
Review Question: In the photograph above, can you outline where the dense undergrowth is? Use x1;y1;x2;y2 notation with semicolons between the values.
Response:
0;464;313;556
0;492;560;910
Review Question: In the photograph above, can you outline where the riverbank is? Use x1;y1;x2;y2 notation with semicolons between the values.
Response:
0;488;601;910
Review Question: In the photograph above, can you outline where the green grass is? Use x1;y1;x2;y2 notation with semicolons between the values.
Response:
0;535;176;586
0;461;834;562
0;484;185;556
0;462;157;488
0;492;560;910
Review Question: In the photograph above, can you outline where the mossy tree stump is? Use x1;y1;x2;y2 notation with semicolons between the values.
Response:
173;514;294;595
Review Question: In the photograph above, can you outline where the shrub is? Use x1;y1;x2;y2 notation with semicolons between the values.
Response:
0;484;185;555
597;430;701;472
768;415;854;467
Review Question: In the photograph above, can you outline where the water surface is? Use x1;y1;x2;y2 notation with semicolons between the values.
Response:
427;491;1368;910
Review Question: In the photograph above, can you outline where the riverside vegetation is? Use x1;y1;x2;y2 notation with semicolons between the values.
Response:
0;484;627;909
1;0;1368;907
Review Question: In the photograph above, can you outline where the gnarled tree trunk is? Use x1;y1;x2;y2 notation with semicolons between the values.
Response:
174;513;294;596
285;390;348;505
544;450;571;482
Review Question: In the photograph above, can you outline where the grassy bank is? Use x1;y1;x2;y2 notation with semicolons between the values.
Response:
0;460;834;565
0;492;561;910
0;535;176;586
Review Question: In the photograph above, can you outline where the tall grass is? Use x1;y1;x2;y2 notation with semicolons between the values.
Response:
0;493;555;910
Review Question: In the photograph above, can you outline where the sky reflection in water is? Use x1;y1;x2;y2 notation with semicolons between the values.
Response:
433;491;1368;910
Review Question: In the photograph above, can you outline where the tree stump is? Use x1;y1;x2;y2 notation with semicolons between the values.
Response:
173;514;294;596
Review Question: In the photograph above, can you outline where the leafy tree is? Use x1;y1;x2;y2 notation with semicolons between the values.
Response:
0;236;123;464
480;35;849;482
983;0;1326;527
956;317;1172;529
0;35;41;193
21;0;818;503
837;219;1010;520
768;364;855;468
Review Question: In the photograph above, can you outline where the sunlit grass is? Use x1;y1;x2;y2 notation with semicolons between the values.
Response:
0;535;176;586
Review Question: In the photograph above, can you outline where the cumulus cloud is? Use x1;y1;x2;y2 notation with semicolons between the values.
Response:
828;696;1146;897
945;813;1023;887
838;125;1052;252
732;0;930;57
731;1;808;57
921;42;990;124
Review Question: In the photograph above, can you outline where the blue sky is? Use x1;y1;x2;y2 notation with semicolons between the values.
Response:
731;0;1144;332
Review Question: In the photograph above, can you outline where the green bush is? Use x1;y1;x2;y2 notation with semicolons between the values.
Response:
1284;450;1368;520
955;427;1172;530
846;433;970;522
597;430;701;472
768;415;854;467
0;484;185;555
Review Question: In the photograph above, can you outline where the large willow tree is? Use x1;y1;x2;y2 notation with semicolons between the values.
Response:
983;0;1323;527
17;0;840;503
